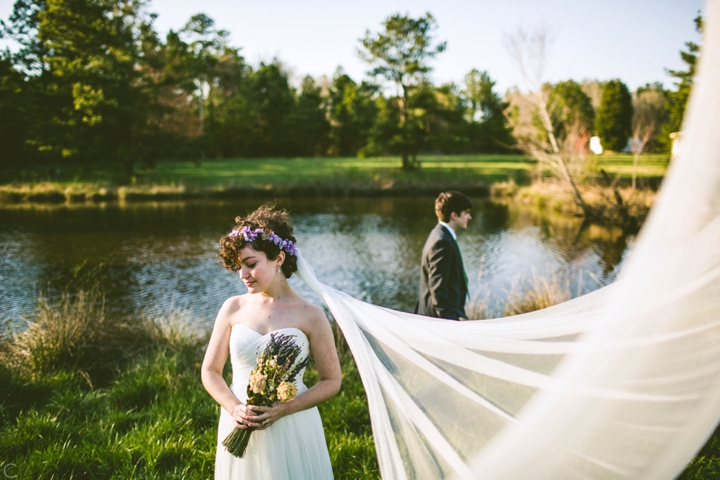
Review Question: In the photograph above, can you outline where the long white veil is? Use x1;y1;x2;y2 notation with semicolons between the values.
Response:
297;2;720;478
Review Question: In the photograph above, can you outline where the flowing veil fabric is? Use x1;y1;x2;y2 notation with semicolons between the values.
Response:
297;2;720;478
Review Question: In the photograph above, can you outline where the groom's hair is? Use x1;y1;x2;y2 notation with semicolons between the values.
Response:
435;191;473;222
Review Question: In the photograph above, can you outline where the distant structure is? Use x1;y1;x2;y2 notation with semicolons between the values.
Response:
670;132;682;156
624;138;643;153
589;136;603;155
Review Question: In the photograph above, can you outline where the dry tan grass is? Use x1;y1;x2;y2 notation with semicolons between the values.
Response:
466;270;573;320
117;184;186;201
503;270;571;317
513;179;656;221
0;183;118;203
8;290;108;379
490;179;519;198
3;286;204;385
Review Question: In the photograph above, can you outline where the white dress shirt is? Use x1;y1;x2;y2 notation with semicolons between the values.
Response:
438;221;457;240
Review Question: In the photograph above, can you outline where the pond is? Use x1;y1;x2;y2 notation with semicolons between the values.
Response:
0;197;636;328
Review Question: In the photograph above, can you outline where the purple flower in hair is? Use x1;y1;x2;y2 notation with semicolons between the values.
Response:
240;226;265;242
229;227;297;257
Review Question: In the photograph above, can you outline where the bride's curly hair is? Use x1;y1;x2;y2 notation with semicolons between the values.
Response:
218;205;298;278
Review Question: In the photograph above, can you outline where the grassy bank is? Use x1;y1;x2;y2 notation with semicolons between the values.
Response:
492;179;657;223
0;289;377;479
0;154;669;204
3;269;714;479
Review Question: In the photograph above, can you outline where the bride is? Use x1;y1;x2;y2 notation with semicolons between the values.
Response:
201;205;340;479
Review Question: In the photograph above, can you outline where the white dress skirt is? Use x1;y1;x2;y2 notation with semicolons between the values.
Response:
214;325;334;480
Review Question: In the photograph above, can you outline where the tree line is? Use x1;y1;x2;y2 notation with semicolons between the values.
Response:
0;1;698;175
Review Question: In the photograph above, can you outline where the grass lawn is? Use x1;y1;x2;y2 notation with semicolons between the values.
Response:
0;154;670;204
590;153;671;180
138;155;537;187
1;153;669;189
118;153;671;186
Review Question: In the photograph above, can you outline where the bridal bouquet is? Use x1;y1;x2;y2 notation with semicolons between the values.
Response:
223;332;309;458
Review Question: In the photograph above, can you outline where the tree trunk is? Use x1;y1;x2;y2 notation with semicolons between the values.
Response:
198;90;205;135
399;83;415;171
555;153;592;216
632;151;639;189
198;83;206;160
401;153;412;171
539;100;591;217
123;159;134;176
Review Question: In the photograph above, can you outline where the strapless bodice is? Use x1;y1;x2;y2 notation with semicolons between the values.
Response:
228;325;310;402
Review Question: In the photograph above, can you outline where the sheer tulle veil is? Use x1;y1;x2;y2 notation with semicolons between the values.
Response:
297;2;720;478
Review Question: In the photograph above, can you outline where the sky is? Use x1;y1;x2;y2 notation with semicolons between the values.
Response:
0;0;704;94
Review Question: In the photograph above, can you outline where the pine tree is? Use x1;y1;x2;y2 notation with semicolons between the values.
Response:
658;14;702;151
595;80;633;152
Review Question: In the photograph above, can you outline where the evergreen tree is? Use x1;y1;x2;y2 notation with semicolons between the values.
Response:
179;13;231;147
362;95;402;158
549;80;595;137
412;82;467;154
35;0;160;174
1;0;64;167
659;14;702;151
595;79;633;152
462;69;514;152
245;62;296;157
327;70;378;156
0;0;48;77
293;76;330;156
545;79;595;157
632;83;669;154
0;58;28;168
359;12;446;170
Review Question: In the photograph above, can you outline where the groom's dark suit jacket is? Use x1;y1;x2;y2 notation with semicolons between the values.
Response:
416;224;468;320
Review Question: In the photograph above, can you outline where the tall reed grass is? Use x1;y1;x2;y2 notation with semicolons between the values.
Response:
467;267;573;320
502;270;571;317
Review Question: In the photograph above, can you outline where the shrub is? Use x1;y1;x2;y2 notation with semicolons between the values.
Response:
596;80;633;151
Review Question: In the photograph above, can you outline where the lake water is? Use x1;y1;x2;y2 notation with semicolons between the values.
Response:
0;198;636;327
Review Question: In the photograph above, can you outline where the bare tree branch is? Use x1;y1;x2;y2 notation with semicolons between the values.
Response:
504;25;591;216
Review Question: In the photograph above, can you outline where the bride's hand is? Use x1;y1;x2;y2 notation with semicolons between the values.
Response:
230;403;262;429
249;402;290;430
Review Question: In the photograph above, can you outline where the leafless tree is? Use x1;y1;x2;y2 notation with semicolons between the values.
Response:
504;26;591;216
630;90;668;188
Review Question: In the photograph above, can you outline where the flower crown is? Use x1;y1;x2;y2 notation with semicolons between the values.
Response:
229;226;298;257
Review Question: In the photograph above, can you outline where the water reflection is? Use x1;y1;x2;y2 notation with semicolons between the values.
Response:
0;198;637;327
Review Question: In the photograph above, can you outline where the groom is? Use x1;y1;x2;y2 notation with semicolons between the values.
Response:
416;191;472;321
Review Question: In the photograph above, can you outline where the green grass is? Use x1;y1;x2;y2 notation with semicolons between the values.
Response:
0;154;670;204
681;425;720;479
0;288;378;479
0;155;534;187
139;155;536;187
592;153;671;179
0;352;217;478
4;268;715;479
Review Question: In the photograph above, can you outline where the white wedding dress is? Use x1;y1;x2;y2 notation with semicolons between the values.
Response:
214;325;334;480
